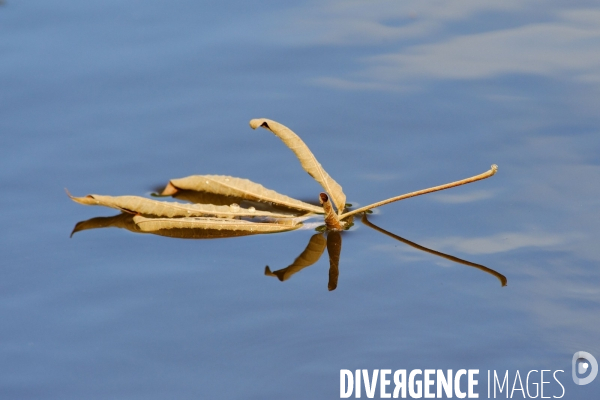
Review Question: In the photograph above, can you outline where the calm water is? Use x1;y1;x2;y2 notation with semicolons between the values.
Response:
1;1;600;399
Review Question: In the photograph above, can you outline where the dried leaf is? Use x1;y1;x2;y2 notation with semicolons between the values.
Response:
162;175;322;214
170;189;245;206
161;182;179;196
319;193;342;230
249;118;346;213
68;191;297;219
134;215;302;233
264;233;327;281
166;189;295;216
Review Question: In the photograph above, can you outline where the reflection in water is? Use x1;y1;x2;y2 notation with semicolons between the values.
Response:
263;215;506;290
360;214;507;287
71;213;140;237
326;231;341;291
263;231;341;291
71;213;264;239
264;233;327;281
72;212;506;289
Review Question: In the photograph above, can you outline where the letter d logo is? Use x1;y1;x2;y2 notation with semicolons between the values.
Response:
572;351;598;385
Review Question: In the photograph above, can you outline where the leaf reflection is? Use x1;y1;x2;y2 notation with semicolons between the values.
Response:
72;213;273;239
361;214;507;287
262;214;506;291
265;230;341;291
72;211;506;289
71;213;141;237
265;233;327;281
326;231;341;291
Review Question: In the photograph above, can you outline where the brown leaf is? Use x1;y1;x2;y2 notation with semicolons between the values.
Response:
169;189;245;207
249;118;346;213
67;191;297;219
161;175;322;214
133;215;302;233
319;193;342;230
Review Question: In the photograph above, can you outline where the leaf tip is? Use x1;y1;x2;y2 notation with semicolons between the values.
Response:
249;118;269;130
161;182;179;196
70;220;86;237
491;164;498;174
319;193;329;204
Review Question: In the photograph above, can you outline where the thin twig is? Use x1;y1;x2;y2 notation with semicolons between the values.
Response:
341;165;497;220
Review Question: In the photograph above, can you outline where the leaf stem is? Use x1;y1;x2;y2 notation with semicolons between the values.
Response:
340;164;498;220
319;193;342;230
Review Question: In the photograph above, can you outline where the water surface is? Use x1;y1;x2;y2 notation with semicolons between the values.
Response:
1;1;600;398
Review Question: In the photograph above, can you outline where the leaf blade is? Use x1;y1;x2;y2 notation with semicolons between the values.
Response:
68;191;298;219
162;175;323;214
249;118;346;213
133;216;302;233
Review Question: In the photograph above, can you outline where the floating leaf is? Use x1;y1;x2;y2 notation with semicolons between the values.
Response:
166;189;292;215
134;215;302;233
67;191;297;219
319;193;342;230
162;175;322;214
68;118;502;290
249;118;346;213
165;189;244;206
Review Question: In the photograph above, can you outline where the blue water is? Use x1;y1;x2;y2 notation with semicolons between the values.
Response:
1;1;600;398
